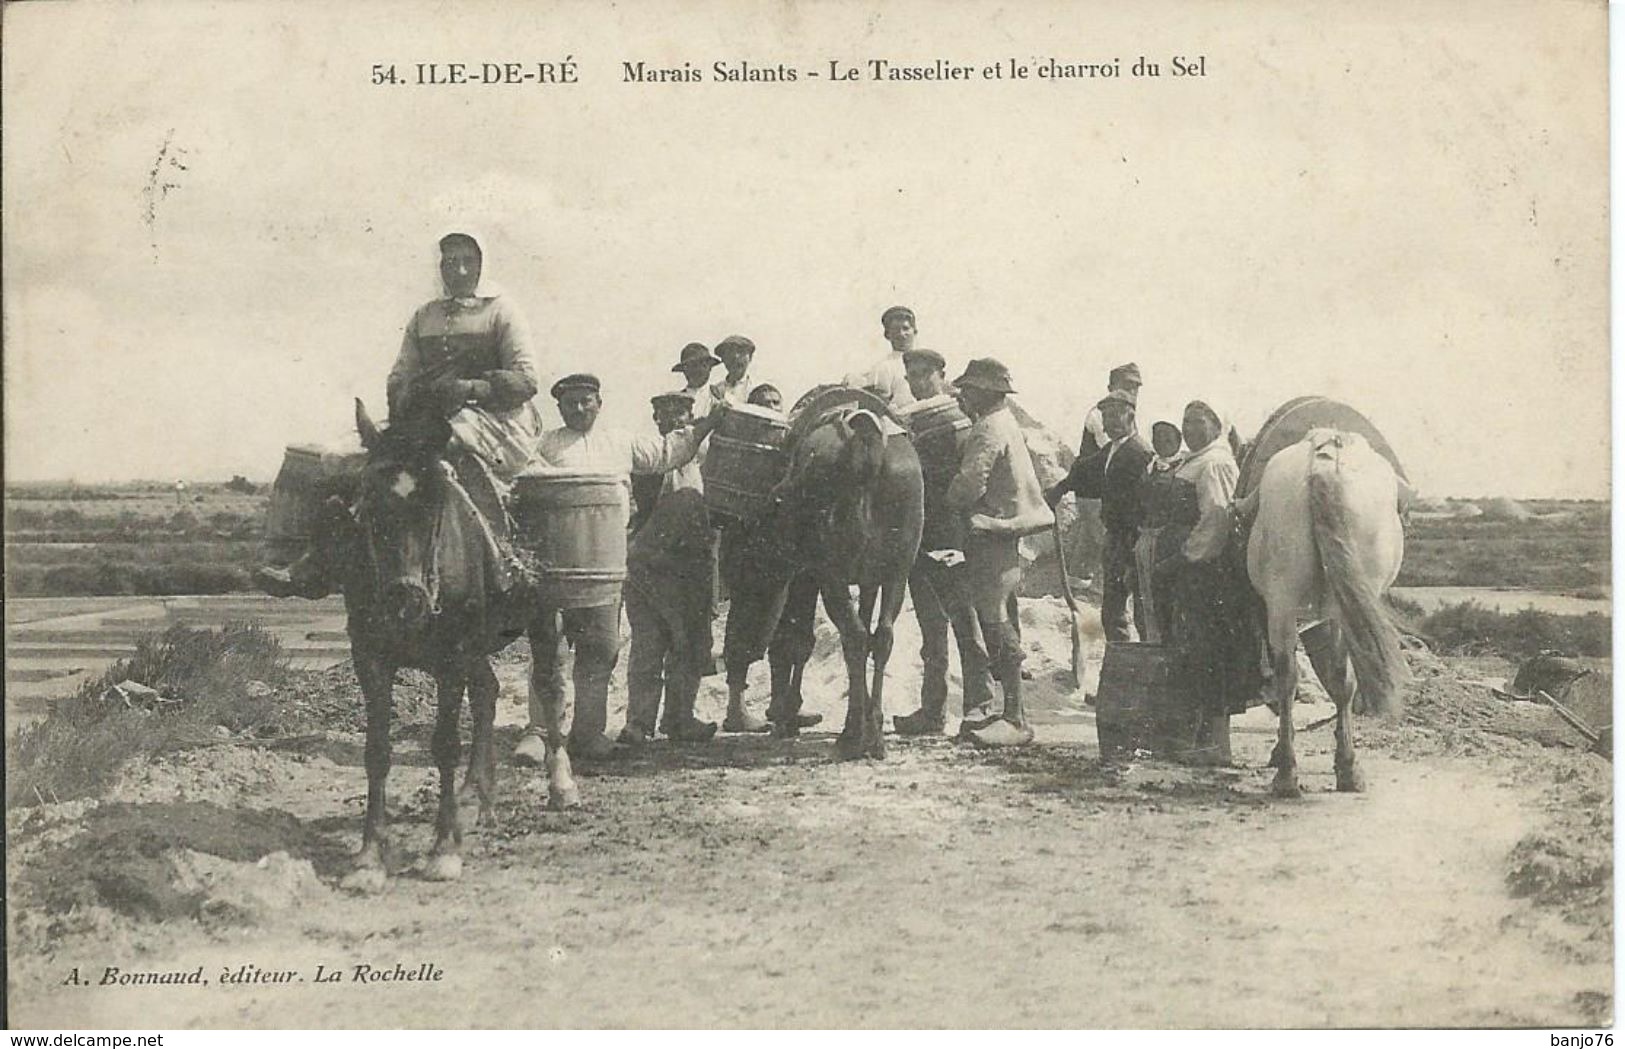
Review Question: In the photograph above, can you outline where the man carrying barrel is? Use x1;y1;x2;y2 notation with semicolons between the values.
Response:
256;230;542;598
945;358;1055;747
845;305;920;408
512;374;725;765
620;397;719;744
631;392;705;534
892;349;998;736
1046;388;1153;642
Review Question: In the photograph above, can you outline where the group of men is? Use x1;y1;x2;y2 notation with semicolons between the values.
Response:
260;229;1223;765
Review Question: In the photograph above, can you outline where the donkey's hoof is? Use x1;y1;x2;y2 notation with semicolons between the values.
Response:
340;865;388;895
549;783;581;810
422;853;463;882
1335;764;1367;793
864;740;887;761
1271;770;1303;799
834;734;865;761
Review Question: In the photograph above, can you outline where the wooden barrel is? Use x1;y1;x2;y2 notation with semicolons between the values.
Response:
902;394;970;479
265;444;364;552
715;403;790;447
1094;642;1178;760
512;468;628;608
702;405;789;520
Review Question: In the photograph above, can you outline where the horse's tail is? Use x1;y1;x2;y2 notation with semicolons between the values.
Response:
1307;438;1409;716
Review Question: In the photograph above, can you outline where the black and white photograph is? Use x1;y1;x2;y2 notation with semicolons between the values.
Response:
2;0;1612;1032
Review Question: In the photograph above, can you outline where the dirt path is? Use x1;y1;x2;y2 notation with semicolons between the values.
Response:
9;604;1612;1032
7;604;1611;1028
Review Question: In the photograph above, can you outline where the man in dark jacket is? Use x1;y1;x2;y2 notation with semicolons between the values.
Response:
1047;389;1153;641
892;349;996;736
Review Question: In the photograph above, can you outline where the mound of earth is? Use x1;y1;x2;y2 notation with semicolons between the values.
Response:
1363;648;1604;760
1481;496;1534;522
23;801;333;923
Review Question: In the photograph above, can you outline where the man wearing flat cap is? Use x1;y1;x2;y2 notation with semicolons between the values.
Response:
944;358;1054;747
845;305;923;408
891;349;998;736
710;335;758;407
619;390;719;747
1078;362;1143;460
672;342;721;419
513;373;726;765
631;391;704;533
1047;388;1153;642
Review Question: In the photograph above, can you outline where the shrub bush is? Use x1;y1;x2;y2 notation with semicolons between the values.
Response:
7;623;291;808
1417;601;1611;661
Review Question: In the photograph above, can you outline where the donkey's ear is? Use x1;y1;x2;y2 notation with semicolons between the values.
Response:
355;398;382;450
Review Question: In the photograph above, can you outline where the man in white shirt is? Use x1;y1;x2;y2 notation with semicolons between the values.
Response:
513;373;725;765
709;335;757;406
671;342;720;418
844;305;919;408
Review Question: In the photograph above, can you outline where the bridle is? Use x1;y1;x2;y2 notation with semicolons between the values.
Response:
354;458;446;619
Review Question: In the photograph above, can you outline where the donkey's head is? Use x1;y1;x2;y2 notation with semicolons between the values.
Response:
770;407;888;533
353;399;453;627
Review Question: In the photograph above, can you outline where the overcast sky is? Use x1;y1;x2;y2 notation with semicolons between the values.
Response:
2;0;1608;497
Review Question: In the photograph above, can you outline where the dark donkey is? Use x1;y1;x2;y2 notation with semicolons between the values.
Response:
330;400;547;892
723;388;924;759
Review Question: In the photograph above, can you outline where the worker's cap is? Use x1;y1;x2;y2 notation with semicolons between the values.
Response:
650;391;694;410
1098;388;1138;410
715;335;756;360
881;305;917;328
550;373;601;398
1108;362;1143;388
952;357;1016;395
901;348;947;372
670;342;721;373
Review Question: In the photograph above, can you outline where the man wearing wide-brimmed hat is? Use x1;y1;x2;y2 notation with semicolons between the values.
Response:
512;373;726;765
671;342;722;418
944;358;1054;747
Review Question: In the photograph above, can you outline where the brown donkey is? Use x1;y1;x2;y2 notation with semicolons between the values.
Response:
332;401;555;891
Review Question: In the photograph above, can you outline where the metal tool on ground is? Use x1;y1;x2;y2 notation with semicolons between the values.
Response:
1535;689;1610;758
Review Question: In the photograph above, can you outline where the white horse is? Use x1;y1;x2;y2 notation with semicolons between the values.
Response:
1246;428;1409;798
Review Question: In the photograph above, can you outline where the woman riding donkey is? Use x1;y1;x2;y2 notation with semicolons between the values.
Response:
257;230;542;598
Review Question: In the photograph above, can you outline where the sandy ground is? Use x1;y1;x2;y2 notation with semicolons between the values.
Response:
6;598;1612;1029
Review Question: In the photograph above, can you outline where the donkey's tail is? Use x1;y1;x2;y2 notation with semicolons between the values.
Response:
1307;436;1409;716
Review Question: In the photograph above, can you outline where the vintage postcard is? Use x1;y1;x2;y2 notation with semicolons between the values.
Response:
3;0;1610;1032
